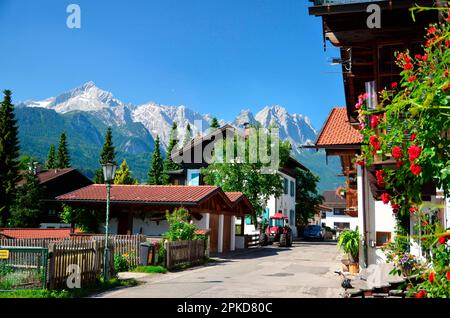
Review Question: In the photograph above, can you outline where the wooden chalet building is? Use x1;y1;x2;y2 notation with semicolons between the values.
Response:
57;185;255;253
309;0;443;266
17;168;93;228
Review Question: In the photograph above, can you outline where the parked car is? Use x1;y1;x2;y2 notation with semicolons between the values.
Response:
303;225;325;240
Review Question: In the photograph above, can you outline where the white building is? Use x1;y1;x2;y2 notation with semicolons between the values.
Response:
320;191;358;232
170;125;306;238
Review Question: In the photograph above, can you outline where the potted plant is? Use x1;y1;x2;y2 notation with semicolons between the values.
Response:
337;228;360;274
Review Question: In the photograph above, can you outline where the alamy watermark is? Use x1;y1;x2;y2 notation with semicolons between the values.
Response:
66;264;81;289
66;4;81;29
366;4;381;29
170;122;281;174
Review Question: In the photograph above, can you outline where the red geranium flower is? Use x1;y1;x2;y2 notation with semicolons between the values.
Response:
369;135;380;151
391;204;399;214
438;236;446;244
408;75;417;83
375;170;384;187
410;133;417;142
391;82;398;89
409;207;418;214
404;63;414;71
370;115;380;128
421;55;428;62
381;193;390;205
392;146;402;159
447;270;450;282
408;145;421;161
427;26;437;35
428;272;435;284
415;290;427;298
410;163;421;176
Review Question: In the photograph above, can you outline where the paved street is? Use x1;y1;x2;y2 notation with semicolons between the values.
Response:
96;241;344;298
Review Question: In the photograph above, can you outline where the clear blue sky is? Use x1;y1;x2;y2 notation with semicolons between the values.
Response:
0;0;345;129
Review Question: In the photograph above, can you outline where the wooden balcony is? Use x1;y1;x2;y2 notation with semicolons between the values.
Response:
345;189;358;217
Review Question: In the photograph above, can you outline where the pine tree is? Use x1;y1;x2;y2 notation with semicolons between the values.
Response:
56;132;71;168
114;159;137;184
46;144;56;169
183;123;192;146
148;136;167;184
9;168;43;228
0;90;20;227
210;117;220;130
164;122;180;172
94;127;116;184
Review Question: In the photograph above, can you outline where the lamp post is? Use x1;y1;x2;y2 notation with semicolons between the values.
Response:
102;162;117;282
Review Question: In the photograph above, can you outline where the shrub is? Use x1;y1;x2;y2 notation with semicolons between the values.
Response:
114;253;130;273
337;228;360;263
164;208;197;241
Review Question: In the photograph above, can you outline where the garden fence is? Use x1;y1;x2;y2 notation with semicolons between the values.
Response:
0;247;48;290
165;240;206;269
0;234;146;290
47;239;114;290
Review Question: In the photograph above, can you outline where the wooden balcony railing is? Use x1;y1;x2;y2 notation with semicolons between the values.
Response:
345;190;358;217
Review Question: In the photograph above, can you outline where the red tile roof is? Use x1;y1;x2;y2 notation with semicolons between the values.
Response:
225;192;244;203
0;228;73;239
57;184;222;204
315;107;362;146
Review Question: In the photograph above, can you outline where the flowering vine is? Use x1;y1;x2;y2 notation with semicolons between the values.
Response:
355;5;450;297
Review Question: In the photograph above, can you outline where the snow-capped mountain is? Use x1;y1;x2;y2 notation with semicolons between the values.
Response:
16;81;343;190
233;106;317;152
19;82;319;150
132;102;212;148
19;81;133;127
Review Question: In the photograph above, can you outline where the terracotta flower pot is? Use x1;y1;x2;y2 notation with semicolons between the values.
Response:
349;263;359;274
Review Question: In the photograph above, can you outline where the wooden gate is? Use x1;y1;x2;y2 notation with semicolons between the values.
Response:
223;215;231;252
209;214;219;253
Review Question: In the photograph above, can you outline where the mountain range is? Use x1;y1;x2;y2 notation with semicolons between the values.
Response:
16;82;343;191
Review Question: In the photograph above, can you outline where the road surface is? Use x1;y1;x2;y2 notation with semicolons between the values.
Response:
95;241;344;298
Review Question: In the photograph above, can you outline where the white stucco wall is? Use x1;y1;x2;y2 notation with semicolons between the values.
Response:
132;218;169;236
192;213;209;229
321;210;359;231
264;172;297;237
357;166;397;266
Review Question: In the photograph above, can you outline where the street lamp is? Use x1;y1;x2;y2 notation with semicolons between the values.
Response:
102;162;117;282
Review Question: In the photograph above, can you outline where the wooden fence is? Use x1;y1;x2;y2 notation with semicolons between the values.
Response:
69;234;146;268
47;239;114;290
0;234;146;289
0;238;58;248
165;240;205;269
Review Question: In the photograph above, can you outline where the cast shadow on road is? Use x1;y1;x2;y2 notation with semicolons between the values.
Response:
207;246;293;266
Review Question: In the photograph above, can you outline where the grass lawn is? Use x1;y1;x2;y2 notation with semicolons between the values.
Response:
132;265;167;274
0;277;139;298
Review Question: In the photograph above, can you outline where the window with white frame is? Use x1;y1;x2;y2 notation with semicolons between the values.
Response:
290;180;295;197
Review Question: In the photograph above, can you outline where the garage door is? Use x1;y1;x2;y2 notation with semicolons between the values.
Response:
209;214;219;253
223;215;231;252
